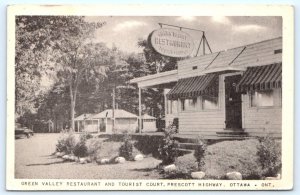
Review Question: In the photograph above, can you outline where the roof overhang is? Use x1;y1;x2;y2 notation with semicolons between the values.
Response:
130;69;178;88
201;66;247;74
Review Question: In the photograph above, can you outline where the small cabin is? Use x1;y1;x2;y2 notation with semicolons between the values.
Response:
131;37;282;138
91;109;138;133
142;114;157;132
74;114;98;133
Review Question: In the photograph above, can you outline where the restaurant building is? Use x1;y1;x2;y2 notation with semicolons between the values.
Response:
131;37;282;137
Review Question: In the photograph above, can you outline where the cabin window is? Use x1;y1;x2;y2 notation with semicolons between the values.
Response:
202;94;219;109
251;90;274;107
167;100;178;114
181;98;197;111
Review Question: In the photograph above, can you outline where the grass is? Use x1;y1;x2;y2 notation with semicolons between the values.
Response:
167;138;281;179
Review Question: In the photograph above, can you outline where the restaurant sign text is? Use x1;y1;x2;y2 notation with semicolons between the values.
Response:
149;28;195;58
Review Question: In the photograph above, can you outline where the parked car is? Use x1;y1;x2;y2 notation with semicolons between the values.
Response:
15;123;34;139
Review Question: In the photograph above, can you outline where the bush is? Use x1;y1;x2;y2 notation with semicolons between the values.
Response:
79;133;93;142
56;132;77;154
86;137;103;160
169;154;198;179
134;135;163;158
73;133;94;158
158;125;179;165
119;133;134;160
194;137;207;170
257;136;281;177
73;141;88;157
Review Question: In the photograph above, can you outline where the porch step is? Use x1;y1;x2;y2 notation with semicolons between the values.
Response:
178;142;204;150
173;136;199;144
216;129;249;139
177;148;193;156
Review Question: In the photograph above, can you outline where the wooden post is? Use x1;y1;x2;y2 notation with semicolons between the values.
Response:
112;87;115;132
138;87;142;133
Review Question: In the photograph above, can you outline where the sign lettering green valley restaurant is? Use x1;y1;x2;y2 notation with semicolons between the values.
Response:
149;28;195;58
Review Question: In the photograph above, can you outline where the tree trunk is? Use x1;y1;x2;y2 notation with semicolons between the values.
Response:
70;99;75;131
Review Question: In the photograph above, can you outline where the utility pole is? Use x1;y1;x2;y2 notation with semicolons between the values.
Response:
112;87;115;132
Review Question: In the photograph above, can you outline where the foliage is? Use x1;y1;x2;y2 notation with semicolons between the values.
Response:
56;132;77;154
133;135;163;158
73;133;94;158
158;125;179;165
73;141;88;158
194;137;207;170
79;133;93;142
137;39;178;72
165;154;198;179
86;137;103;160
257;136;282;177
203;139;263;179
119;134;134;160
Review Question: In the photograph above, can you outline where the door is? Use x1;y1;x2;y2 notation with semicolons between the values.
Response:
225;75;242;129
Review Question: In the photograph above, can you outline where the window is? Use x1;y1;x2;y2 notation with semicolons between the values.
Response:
202;94;219;110
167;100;178;114
181;98;197;111
251;90;274;107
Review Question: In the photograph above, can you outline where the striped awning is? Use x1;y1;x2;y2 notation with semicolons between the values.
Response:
236;63;282;92
167;74;218;100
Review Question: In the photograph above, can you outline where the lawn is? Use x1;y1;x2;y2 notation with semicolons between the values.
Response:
15;133;281;180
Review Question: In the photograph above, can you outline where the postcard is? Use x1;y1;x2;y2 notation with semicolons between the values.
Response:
6;4;294;190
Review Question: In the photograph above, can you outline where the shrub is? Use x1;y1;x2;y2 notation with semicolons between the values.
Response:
167;153;198;179
158;125;179;165
194;137;207;170
56;132;77;154
257;136;281;177
73;133;94;158
119;133;134;160
73;141;88;157
79;133;93;143
86;137;103;160
134;135;163;158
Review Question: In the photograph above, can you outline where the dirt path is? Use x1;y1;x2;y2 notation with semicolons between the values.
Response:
15;133;162;179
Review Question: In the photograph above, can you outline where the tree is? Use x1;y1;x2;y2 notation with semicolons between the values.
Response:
15;16;106;125
137;39;178;72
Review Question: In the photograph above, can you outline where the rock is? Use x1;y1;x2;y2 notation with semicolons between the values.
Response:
265;174;281;180
115;157;126;164
69;155;77;161
62;155;70;160
79;158;87;164
55;152;66;157
134;154;144;161
191;171;206;179
86;157;92;163
226;172;243;180
163;164;177;172
99;158;110;164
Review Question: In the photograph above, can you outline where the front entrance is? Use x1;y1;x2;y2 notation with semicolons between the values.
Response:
225;75;242;129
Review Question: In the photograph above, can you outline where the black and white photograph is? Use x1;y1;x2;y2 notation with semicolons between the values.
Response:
6;4;294;190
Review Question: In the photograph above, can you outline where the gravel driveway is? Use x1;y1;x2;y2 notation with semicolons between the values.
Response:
15;133;162;179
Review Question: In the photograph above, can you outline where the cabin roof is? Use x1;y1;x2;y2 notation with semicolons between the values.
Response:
91;109;137;119
74;114;94;121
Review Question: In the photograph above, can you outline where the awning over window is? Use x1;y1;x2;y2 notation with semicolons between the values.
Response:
236;63;282;92
167;74;218;100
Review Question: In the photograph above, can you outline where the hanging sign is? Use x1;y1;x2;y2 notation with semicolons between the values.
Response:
149;28;195;58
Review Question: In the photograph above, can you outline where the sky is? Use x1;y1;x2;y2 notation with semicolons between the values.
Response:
85;16;282;55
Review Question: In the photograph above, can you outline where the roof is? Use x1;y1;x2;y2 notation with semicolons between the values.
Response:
142;114;156;120
237;63;282;92
178;37;282;77
167;74;218;100
74;114;94;121
91;109;137;119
